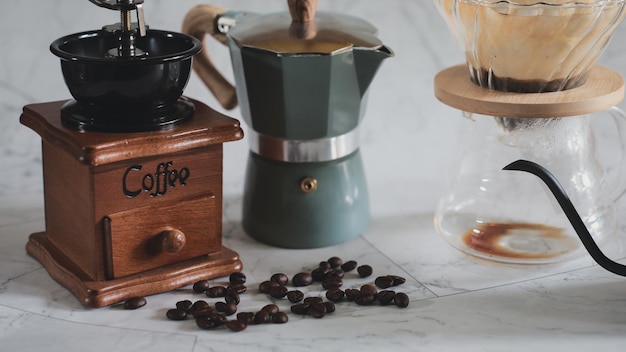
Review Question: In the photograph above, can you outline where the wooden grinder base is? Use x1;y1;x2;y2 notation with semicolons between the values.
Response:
21;98;243;308
434;65;625;117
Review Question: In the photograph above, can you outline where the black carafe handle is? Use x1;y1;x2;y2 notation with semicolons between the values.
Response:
503;159;626;276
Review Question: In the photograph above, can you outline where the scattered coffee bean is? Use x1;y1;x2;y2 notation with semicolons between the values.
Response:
340;260;357;272
290;303;310;315
268;285;288;299
124;297;146;310
225;292;240;305
327;269;345;279
259;280;280;294
191;300;210;314
229;272;247;285
378;290;396;306
311;267;329;282
322;277;343;290
272;311;289;324
236;312;255;324
323;301;336;314
227;284;247;295
206;286;226;298
318;261;331;271
196;318;217;329
166;308;187;320
192;307;215;319
215;301;237;315
303;296;324;305
325;288;345;302
292;272;313;287
360;284;378;296
308;302;327;318
286;290;304;303
394;292;409;308
225;320;248;332
389;275;406;286
270;273;289;286
327;256;343;268
357;265;373;278
176;300;193;312
261;304;280;316
375;276;394;289
208;312;227;326
192;280;210;293
355;294;376;306
344;288;360;301
253;310;271;324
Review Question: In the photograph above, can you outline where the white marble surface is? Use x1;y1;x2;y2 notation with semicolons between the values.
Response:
3;1;626;351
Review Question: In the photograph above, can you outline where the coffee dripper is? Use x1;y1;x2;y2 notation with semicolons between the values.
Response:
432;0;626;264
183;0;393;248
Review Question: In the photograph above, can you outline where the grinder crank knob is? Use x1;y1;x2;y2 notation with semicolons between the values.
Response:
159;228;187;253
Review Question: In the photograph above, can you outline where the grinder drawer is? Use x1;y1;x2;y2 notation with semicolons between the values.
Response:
103;193;220;279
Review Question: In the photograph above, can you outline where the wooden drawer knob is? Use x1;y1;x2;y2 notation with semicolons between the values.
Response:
159;228;186;253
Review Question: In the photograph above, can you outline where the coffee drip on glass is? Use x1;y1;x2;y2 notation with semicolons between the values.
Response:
433;0;626;264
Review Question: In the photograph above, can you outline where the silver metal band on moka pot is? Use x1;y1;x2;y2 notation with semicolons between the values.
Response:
248;128;360;163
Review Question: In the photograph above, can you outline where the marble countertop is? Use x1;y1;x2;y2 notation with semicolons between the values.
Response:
3;1;626;351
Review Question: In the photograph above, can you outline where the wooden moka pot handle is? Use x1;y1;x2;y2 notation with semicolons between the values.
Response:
182;4;237;110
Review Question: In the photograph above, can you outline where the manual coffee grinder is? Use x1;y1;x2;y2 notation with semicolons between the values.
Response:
183;0;393;248
433;0;626;264
21;0;243;307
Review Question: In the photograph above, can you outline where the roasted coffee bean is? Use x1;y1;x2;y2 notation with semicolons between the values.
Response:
389;275;406;286
166;308;187;321
355;294;376;306
215;301;237;316
268;285;288;299
191;300;210;313
259;280;280;294
176;300;193;312
375;276;394;289
357;265;373;278
327;256;343;268
318;261;331;271
326;269;345;279
290;303;310;315
303;296;324;305
192;307;215;319
340;260;357;272
270;273;289;286
311;267;329;282
206;286;226;298
208;312;227;326
325;288;345;302
308;302;327;319
225;292;240;305
323;301;336;314
292;272;313;287
225;320;248;332
253;310;271;324
286;290;304;303
196;318;217;329
261;304;280;316
229;272;247;285
394;292;410;308
360;284;378;296
322;277;343;290
124;296;146;310
227;284;247;295
378;290;396;306
192;280;210;293
344;288;360;301
272;311;289;324
236;312;255;324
